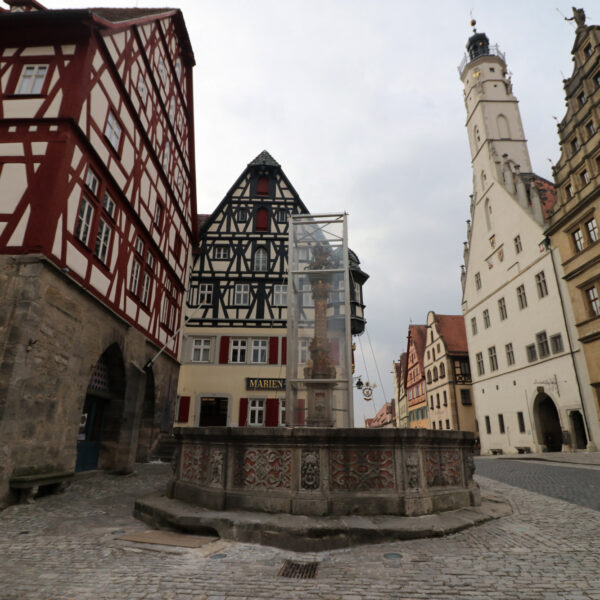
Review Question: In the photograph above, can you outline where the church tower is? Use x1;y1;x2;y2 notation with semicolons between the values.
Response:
458;22;598;455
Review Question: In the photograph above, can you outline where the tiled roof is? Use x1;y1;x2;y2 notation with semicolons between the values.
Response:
365;403;393;428
91;8;174;23
394;352;407;383
521;173;557;221
409;324;427;364
248;150;280;167
196;213;210;231
435;314;468;354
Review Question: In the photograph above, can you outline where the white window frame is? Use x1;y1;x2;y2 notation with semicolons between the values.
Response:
192;338;211;363
273;284;287;307
105;111;122;152
254;247;268;271
248;398;265;426
102;191;116;219
587;218;599;243
278;399;286;426
94;218;111;264
251;339;268;364
230;339;247;363
75;197;94;245
16;64;48;95
130;259;141;295
214;245;229;260
298;338;309;364
234;283;250;306
573;229;585;252
199;283;213;306
535;271;548;298
85;168;99;196
140;272;151;305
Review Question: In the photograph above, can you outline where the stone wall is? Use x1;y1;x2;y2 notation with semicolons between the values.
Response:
0;255;180;507
169;426;480;517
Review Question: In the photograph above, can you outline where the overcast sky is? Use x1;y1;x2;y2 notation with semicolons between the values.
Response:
46;0;592;423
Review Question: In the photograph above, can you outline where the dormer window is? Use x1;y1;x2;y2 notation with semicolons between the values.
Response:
257;176;269;196
16;64;48;94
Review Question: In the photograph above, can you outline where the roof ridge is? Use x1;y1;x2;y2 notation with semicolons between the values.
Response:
248;150;280;167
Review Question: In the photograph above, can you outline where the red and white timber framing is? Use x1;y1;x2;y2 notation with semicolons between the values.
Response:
0;6;196;358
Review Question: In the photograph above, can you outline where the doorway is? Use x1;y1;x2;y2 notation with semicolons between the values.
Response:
534;392;562;452
199;397;228;426
570;410;588;450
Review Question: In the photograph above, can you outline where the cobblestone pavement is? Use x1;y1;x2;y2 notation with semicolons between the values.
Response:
475;457;600;511
2;463;600;600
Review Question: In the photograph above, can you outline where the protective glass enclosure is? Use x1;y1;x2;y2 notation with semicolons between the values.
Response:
285;213;353;427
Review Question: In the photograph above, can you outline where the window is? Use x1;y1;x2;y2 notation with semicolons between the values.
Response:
498;414;505;434
485;416;491;434
596;72;600;88
432;421;436;429
587;121;595;137
85;168;99;196
162;141;171;173
102;192;116;219
433;366;438;381
443;391;447;406
550;334;564;354
137;74;147;104
16;64;48;94
279;399;286;426
526;343;537;363
430;395;434;409
175;57;182;79
168;97;176;124
498;297;507;320
446;419;450;430
471;317;478;335
587;286;600;316
135;236;144;255
105;111;122;152
140;272;151;305
173;234;183;264
276;208;288;223
130;259;141;294
75;197;94;245
581;170;590;185
256;176;269;196
476;352;485;376
273;284;287;307
535;271;548;298
214;245;229;260
475;272;481;290
146;252;155;270
585;44;593;58
586;218;599;243
230;339;247;363
248;399;264;425
488;346;498;371
572;138;580;153
517;412;526;433
505;343;515;366
251;339;268;363
235;283;250;305
440;363;445;378
439;420;443;430
566;184;574;199
154;203;163;231
514;235;522;254
536;331;550;358
254;247;268;271
578;91;587;106
94;218;111;264
573;229;585;252
237;208;248;222
436;393;440;408
427;370;432;384
158;59;167;86
298;338;309;363
460;389;472;405
516;284;527;309
199;283;213;306
483;309;491;329
255;207;269;231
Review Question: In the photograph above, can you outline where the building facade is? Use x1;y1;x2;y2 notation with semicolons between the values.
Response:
392;352;408;427
176;151;368;429
546;8;600;434
458;24;598;454
406;324;428;428
0;1;195;504
424;312;475;434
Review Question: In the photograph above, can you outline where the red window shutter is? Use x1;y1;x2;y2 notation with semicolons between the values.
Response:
257;176;269;196
269;337;279;364
219;336;230;364
238;398;248;426
296;398;306;426
177;396;190;422
265;398;279;426
282;337;287;365
256;207;268;231
331;339;340;365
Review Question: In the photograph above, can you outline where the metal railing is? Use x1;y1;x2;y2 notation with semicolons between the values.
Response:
458;43;506;76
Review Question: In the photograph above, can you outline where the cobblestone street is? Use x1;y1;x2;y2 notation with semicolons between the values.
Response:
2;461;600;600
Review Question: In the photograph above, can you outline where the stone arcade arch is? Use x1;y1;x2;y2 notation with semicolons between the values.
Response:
76;344;126;471
570;410;588;450
533;391;563;452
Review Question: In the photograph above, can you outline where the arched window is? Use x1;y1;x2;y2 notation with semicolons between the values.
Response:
254;247;268;271
255;207;269;232
440;363;445;378
433;366;438;381
427;370;432;384
497;114;510;139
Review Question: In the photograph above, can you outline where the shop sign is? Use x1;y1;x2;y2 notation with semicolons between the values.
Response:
246;378;286;391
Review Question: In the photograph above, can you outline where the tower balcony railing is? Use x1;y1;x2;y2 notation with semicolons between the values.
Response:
458;43;506;76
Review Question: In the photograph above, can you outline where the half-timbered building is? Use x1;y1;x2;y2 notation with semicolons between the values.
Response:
0;1;196;505
177;151;368;428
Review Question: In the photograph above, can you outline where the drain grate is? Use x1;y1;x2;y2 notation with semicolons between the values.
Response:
278;560;319;579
